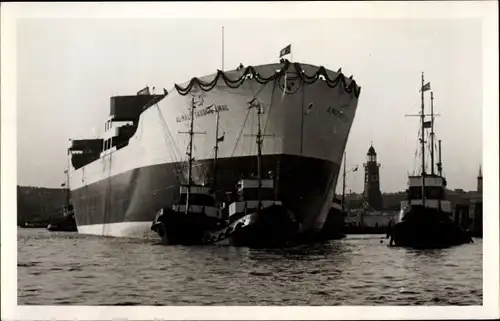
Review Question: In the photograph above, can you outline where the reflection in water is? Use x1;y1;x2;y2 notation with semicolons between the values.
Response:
18;229;482;305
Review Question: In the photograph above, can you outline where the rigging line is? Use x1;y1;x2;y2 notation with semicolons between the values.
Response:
155;105;175;152
157;99;186;164
160;108;184;164
413;125;421;175
161;127;183;178
263;78;278;135
228;80;269;159
155;105;184;183
230;108;251;158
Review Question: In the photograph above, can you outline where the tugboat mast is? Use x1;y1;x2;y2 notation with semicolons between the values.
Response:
420;72;426;207
213;109;221;190
437;139;443;177
247;98;272;214
65;147;71;207
256;103;263;214
185;97;196;214
430;91;435;176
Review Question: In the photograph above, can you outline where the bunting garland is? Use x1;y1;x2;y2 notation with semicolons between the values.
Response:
173;60;361;98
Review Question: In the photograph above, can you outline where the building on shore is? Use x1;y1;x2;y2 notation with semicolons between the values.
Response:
453;166;483;236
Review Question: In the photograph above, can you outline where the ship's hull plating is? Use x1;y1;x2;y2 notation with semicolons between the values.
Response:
72;155;340;237
70;62;360;238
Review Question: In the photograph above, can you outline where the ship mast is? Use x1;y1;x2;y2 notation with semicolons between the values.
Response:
420;72;426;207
430;91;435;176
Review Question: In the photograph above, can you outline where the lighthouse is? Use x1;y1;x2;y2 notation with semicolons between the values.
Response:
362;144;384;211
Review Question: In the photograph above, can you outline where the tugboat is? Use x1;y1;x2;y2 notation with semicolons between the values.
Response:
203;99;299;247
151;97;227;245
151;184;226;245
47;169;77;232
388;73;472;249
152;97;299;247
47;204;77;232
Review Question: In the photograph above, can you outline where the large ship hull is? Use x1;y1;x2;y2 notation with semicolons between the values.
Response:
69;62;360;238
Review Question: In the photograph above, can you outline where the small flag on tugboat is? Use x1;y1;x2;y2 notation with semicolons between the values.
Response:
61;183;66;187
420;82;431;92
279;44;291;58
423;120;432;128
217;133;225;143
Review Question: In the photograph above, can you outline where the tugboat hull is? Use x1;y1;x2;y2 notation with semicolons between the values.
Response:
389;206;472;249
46;215;77;232
227;205;299;248
390;222;472;248
151;209;224;245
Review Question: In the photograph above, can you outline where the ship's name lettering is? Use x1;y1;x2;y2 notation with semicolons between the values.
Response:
176;104;229;123
326;106;348;122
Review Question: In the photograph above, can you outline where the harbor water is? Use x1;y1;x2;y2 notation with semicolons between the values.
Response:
18;228;482;305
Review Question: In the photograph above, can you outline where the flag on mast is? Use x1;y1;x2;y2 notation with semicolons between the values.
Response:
423;120;432;128
279;44;291;58
420;82;431;92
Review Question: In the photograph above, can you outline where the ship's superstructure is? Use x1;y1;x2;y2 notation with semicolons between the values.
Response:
68;60;361;238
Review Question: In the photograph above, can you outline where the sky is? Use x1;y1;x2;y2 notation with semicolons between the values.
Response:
16;17;483;193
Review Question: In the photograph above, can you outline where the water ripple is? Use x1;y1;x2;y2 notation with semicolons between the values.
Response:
18;229;482;305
